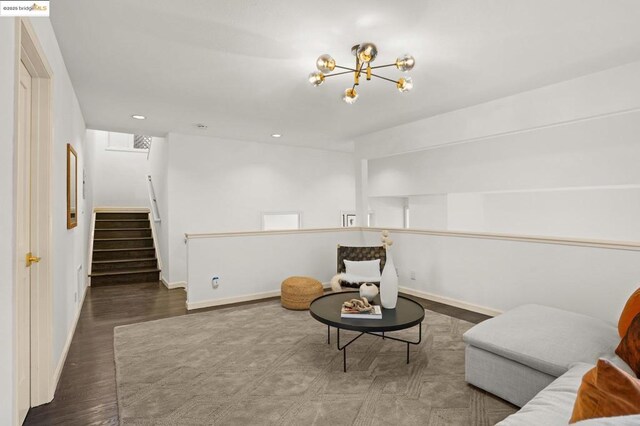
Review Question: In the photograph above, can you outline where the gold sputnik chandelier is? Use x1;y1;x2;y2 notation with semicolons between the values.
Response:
308;42;415;104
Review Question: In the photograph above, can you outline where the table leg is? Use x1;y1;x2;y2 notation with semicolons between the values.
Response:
337;328;345;372
336;328;364;373
326;322;421;372
343;347;347;373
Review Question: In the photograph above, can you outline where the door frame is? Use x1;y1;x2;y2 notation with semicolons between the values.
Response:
13;17;55;421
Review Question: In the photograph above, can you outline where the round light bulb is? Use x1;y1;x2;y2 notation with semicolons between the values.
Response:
342;88;358;104
395;54;415;72
397;76;413;93
356;42;378;63
308;71;325;87
316;54;336;73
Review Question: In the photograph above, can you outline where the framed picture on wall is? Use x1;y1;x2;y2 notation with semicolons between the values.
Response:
67;143;78;229
341;212;356;227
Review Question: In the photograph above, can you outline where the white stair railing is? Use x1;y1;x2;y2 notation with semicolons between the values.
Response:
147;175;161;223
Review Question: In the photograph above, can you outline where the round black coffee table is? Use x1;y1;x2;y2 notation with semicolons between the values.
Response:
309;291;424;372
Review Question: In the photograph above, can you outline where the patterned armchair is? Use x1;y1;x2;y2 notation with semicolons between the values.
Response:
337;245;386;288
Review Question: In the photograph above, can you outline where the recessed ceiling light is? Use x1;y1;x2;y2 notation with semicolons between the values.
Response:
131;114;146;120
271;134;282;138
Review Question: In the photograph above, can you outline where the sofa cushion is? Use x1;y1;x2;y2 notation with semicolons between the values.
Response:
497;362;593;425
463;304;619;377
499;362;640;426
570;359;640;423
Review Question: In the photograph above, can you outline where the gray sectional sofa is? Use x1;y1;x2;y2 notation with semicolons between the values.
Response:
463;304;640;425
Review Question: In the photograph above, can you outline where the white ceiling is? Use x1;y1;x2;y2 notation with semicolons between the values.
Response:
50;0;640;151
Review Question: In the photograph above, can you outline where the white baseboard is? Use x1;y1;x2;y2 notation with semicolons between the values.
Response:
187;289;282;310
51;285;87;395
161;276;186;289
187;282;333;310
399;286;503;317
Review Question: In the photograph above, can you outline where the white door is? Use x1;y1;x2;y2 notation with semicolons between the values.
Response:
17;59;33;424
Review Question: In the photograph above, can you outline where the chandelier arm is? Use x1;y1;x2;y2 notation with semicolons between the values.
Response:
369;63;396;70
369;72;400;84
334;65;358;72
323;70;357;78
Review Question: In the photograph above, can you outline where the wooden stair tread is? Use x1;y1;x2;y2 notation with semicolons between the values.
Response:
95;227;152;231
93;237;153;241
92;258;156;264
90;268;160;277
95;219;149;221
93;247;155;252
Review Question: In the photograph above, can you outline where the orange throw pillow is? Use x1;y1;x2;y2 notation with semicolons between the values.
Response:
619;287;640;337
569;358;640;423
617;312;640;378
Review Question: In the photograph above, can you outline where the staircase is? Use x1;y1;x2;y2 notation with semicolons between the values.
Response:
90;212;160;286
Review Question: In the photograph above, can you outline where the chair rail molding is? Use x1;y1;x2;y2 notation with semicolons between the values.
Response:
185;226;640;252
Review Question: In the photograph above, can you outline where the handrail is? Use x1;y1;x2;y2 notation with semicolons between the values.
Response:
184;226;640;251
147;175;161;223
185;227;357;239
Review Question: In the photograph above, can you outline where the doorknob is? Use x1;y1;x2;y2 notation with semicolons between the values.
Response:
26;252;41;267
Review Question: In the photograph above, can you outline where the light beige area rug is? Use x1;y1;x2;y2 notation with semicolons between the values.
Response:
114;300;516;425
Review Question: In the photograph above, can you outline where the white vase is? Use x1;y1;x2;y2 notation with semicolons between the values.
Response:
359;282;379;301
380;248;398;309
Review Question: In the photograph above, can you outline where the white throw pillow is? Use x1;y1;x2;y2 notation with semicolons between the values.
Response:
344;259;381;279
340;273;381;284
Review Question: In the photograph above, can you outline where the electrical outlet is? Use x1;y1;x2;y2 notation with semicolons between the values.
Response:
212;276;220;289
410;270;416;280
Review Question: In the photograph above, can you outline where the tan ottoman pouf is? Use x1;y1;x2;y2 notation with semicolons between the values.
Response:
281;276;324;310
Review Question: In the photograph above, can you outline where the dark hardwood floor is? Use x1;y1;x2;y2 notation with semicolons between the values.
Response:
24;282;490;425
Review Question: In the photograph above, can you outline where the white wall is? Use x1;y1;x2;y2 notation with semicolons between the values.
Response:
446;193;485;232
185;226;640;324
0;18;17;426
368;197;406;228
186;229;363;308
483;188;640;241
367;111;640;197
355;60;640;160
408;195;448;229
148;136;170;279
166;133;356;284
362;230;640;324
86;130;151;208
359;60;640;242
0;18;89;426
366;111;640;240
